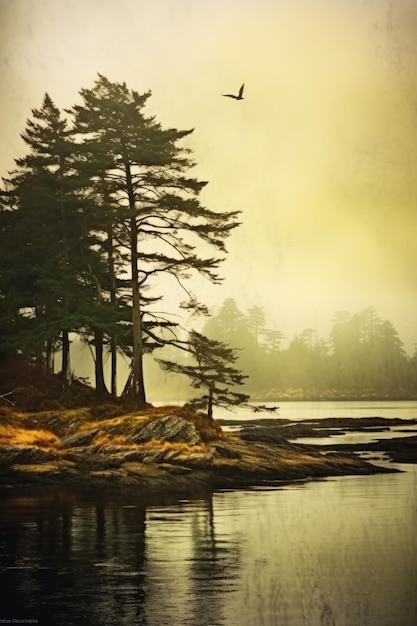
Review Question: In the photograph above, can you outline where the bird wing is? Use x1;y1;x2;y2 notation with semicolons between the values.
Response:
222;94;237;98
238;83;245;97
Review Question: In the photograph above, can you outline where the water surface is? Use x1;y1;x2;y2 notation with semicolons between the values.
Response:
1;401;417;625
217;399;417;422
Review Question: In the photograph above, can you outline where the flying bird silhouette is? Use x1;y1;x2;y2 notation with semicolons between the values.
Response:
222;83;245;100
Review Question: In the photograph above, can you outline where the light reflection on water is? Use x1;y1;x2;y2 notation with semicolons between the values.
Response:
1;466;417;626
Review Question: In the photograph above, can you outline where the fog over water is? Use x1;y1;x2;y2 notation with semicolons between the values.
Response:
1;0;417;350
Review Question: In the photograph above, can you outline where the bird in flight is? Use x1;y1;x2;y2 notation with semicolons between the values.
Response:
222;83;245;100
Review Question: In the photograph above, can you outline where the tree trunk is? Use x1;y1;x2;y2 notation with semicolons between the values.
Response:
129;213;146;405
94;328;107;394
125;158;146;406
61;329;71;391
45;337;54;373
207;384;214;420
110;336;117;396
107;224;118;397
89;263;108;395
59;153;71;392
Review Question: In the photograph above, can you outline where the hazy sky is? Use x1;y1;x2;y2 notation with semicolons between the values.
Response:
1;0;417;351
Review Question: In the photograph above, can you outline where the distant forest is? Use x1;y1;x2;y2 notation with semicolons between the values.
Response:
149;298;417;401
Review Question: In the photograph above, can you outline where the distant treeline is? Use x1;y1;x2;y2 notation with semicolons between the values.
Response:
149;299;417;400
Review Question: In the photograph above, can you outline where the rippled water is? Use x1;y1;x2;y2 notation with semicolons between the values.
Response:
1;401;417;626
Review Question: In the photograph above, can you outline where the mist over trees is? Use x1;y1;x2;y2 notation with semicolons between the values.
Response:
0;75;241;407
196;299;416;399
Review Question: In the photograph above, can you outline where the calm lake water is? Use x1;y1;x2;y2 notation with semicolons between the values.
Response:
1;401;417;626
216;399;417;422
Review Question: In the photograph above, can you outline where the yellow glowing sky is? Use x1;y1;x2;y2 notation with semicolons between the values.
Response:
1;0;417;350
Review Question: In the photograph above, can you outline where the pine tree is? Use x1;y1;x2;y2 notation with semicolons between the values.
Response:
0;94;101;387
156;330;249;419
69;129;129;395
71;75;241;406
247;305;266;346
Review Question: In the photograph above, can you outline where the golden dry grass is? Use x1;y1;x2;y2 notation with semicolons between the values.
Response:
0;424;59;448
92;433;130;447
0;400;224;454
139;439;207;454
0;421;209;456
75;404;224;442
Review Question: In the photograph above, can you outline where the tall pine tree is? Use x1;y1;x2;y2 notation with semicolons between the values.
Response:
71;75;241;406
1;94;101;387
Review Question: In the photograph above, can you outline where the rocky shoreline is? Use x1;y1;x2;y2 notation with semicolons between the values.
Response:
1;407;411;494
228;416;417;464
240;417;417;463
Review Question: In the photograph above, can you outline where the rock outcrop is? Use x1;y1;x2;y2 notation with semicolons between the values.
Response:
129;415;201;446
0;410;406;494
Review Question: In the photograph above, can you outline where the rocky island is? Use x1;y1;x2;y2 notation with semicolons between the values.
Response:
1;360;415;495
0;403;402;495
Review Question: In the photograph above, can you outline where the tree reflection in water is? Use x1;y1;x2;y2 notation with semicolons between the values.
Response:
0;488;241;626
1;471;417;626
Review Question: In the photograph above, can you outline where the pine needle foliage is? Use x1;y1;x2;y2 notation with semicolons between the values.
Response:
156;330;249;419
